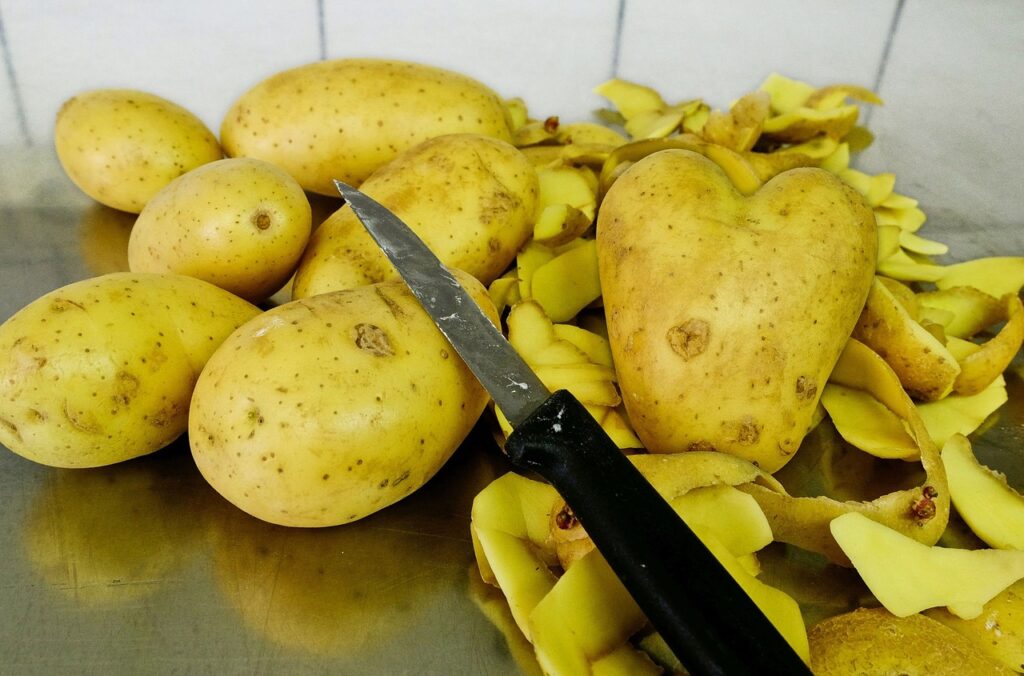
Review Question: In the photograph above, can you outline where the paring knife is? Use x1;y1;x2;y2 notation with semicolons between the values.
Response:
335;180;811;676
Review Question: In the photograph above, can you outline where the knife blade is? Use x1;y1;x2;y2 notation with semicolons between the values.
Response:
335;179;811;675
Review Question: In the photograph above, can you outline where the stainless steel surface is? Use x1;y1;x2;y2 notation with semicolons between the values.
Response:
2;146;1024;675
336;181;549;429
0;149;528;675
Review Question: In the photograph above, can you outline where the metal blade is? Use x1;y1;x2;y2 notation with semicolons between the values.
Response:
335;180;550;427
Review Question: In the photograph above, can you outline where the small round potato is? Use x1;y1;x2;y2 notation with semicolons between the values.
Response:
0;273;260;468
55;89;222;213
189;271;499;527
221;58;513;194
128;158;312;303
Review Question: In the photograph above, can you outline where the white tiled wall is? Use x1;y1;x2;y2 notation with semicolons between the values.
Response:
0;24;23;145
617;0;898;109
1;0;321;142
1;0;1022;253
0;0;904;146
858;0;1024;254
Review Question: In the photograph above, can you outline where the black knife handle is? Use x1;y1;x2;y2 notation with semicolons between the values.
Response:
504;390;811;676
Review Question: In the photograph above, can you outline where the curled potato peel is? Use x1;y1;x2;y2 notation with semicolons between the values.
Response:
954;294;1024;396
853;277;961;401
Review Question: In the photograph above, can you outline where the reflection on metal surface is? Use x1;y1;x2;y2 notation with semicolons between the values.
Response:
468;567;545;676
22;441;207;604
208;505;456;655
773;419;926;503
75;202;135;276
202;426;507;657
757;543;868;630
975;366;1024;489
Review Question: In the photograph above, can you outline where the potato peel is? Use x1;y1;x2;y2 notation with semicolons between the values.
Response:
954;295;1024;396
743;339;950;565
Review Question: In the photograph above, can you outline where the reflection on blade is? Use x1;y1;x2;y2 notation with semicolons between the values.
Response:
335;180;550;428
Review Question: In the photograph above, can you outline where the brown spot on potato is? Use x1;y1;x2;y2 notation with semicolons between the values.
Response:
354;323;394;356
62;401;100;434
373;287;406;319
725;416;761;445
149;402;185;428
252;209;272;230
50;298;86;313
687;440;716;452
795;375;818;400
666;319;710;360
479;188;518;223
113;371;140;406
0;416;22;442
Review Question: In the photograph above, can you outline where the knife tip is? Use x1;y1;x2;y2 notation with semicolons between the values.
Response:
333;179;355;200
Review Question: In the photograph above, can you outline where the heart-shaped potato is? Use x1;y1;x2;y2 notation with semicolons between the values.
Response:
597;150;876;472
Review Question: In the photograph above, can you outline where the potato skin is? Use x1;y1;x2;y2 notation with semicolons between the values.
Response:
293;134;537;298
221;59;513;195
55;89;222;213
809;608;1014;675
189;271;499;527
0;273;260;468
128;158;312;303
597;150;875;472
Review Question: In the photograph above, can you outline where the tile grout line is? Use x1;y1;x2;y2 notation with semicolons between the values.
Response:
867;0;906;126
609;0;626;78
0;5;32;146
317;0;327;60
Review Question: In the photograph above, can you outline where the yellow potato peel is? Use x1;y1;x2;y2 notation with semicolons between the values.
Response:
954;295;1024;396
852;277;961;401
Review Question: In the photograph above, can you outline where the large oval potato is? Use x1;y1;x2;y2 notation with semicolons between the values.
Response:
293;134;537;298
0;273;260;468
55;89;222;213
128;157;312;303
597;150;876;473
221;58;513;195
189;270;498;527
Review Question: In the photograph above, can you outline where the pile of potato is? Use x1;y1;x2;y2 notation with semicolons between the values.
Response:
2;57;1024;673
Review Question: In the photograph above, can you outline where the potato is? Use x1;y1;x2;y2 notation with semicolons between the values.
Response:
189;270;498;527
292;134;537;298
0;273;260;468
597;150;876;472
809;608;1014;675
926;580;1024;673
127;157;311;303
221;58;513;195
55;89;222;213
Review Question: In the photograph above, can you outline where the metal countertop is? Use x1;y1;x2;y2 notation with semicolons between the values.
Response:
1;145;1023;675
